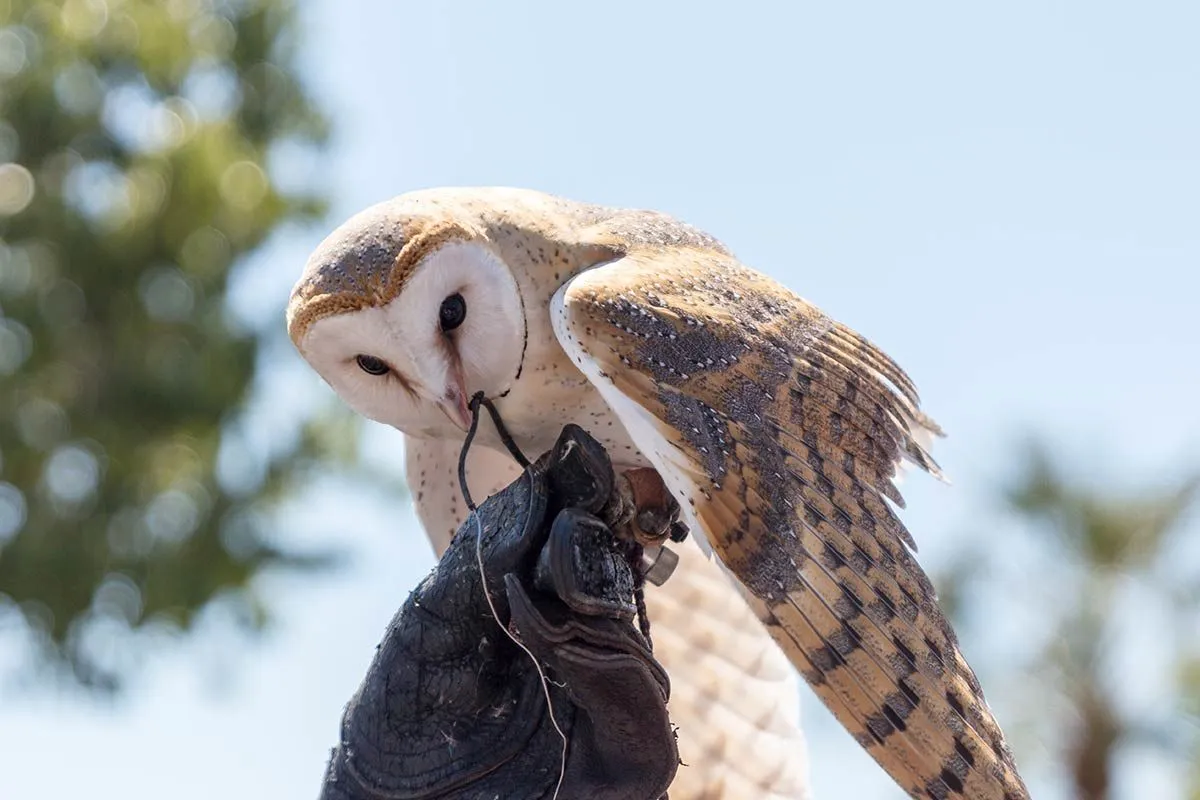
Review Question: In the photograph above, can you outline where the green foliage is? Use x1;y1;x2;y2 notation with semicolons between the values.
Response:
943;440;1200;800
1004;445;1200;572
0;0;334;690
1182;654;1200;799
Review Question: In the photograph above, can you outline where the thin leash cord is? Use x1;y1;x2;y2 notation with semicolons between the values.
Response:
619;541;653;650
459;393;566;800
456;392;529;509
479;394;531;468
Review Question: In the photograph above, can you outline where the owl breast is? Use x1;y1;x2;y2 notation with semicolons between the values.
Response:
489;334;652;472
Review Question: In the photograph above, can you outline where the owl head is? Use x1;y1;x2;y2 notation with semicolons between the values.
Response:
287;196;526;438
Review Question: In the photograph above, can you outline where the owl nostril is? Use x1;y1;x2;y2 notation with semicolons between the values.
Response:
437;385;472;431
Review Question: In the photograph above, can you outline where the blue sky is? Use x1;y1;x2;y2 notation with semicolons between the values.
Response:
3;1;1198;798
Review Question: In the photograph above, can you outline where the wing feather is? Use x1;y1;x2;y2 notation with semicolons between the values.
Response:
552;248;1029;800
722;412;1018;796
827;322;924;412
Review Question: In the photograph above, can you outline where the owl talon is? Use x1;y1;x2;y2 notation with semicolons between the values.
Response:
545;422;615;515
636;508;673;540
614;467;682;548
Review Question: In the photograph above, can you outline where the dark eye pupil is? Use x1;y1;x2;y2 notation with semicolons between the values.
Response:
355;355;389;376
439;293;466;332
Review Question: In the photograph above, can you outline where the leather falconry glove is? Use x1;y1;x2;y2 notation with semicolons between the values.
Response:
319;424;679;800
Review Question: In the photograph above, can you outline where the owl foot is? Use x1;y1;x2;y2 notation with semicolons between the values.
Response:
610;467;689;548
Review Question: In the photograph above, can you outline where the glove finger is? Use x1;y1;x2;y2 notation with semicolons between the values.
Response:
553;646;678;799
504;575;677;798
534;507;636;621
544;424;615;516
504;573;668;692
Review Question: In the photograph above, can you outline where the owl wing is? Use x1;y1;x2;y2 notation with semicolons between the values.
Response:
551;249;1030;800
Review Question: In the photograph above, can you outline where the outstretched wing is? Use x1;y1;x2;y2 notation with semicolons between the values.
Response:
551;249;1029;800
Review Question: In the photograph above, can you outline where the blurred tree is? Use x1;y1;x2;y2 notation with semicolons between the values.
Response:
942;441;1200;800
0;0;344;691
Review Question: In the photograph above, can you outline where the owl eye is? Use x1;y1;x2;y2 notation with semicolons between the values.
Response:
355;354;390;376
438;293;467;332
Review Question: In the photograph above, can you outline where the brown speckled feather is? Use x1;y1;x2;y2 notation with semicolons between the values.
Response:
552;243;1030;800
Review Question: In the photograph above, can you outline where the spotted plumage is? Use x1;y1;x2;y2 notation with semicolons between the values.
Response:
288;187;1029;799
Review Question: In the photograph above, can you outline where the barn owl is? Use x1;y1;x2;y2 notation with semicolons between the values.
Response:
287;187;1030;800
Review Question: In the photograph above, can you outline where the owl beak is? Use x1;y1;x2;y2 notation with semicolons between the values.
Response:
439;382;472;432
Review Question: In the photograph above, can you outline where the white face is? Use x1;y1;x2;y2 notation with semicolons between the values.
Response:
296;241;525;438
